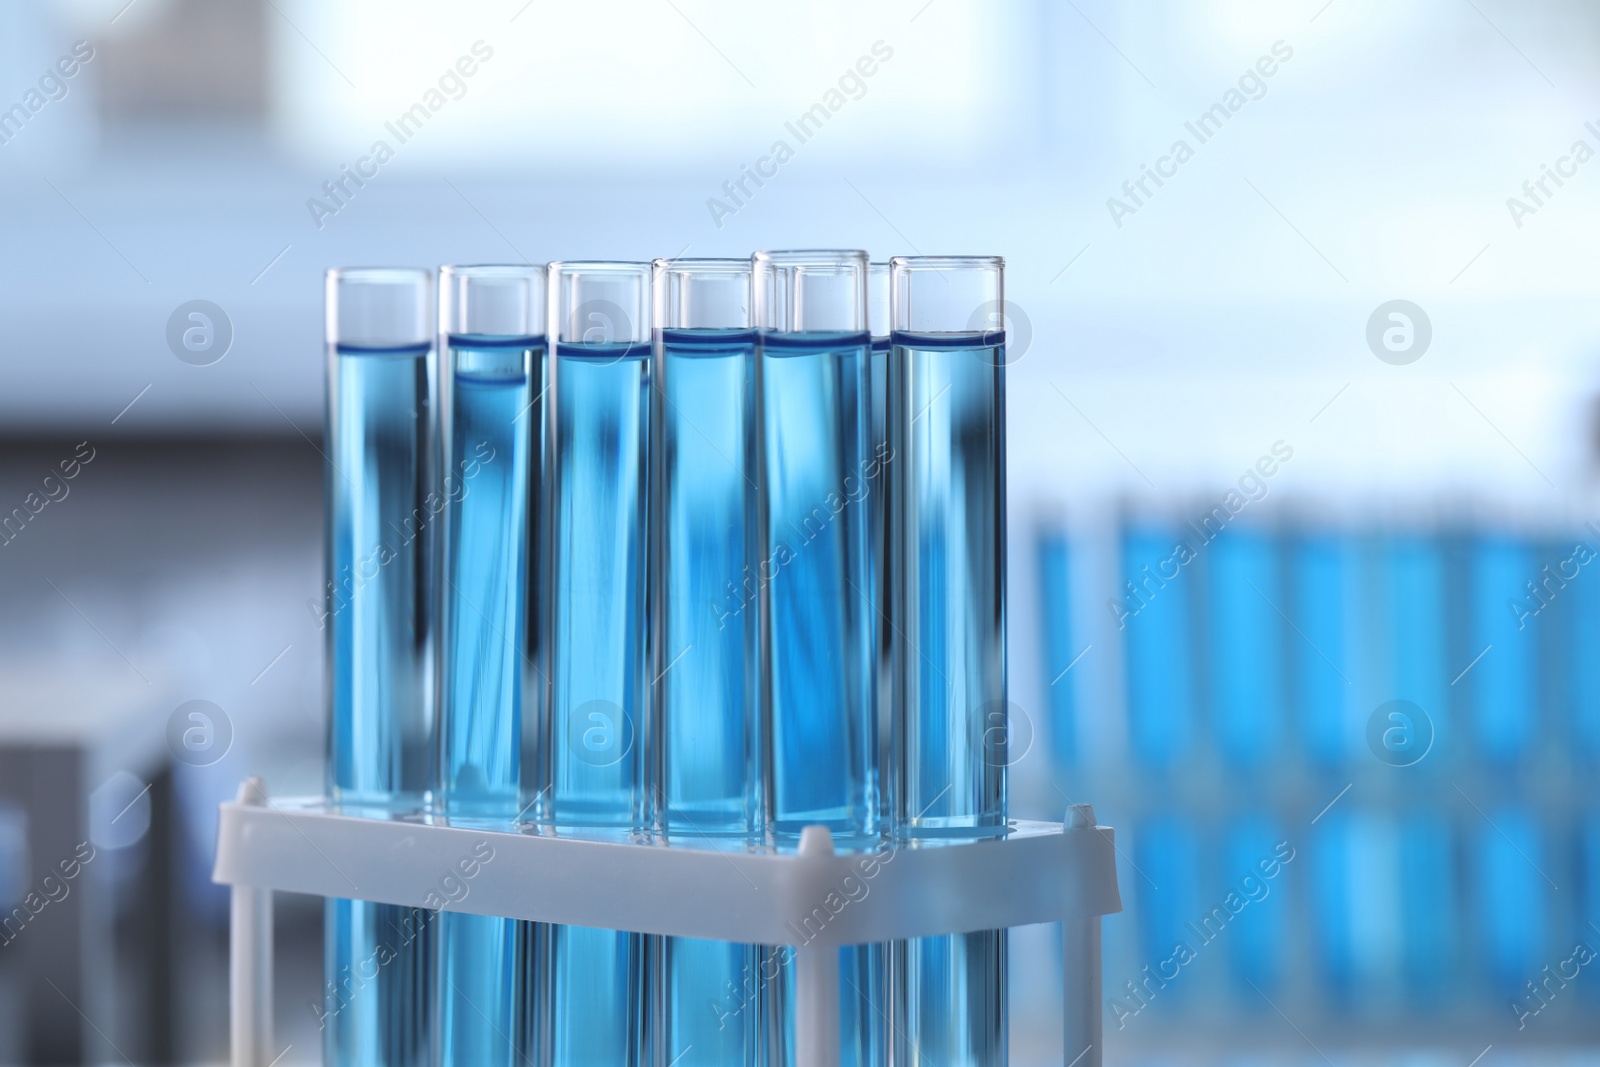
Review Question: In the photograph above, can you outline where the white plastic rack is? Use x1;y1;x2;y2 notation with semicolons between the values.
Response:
212;778;1121;1067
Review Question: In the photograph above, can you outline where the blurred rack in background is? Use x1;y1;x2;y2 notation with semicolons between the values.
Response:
1010;506;1600;1062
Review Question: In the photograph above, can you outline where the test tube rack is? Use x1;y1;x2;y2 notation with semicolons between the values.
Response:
212;778;1121;1067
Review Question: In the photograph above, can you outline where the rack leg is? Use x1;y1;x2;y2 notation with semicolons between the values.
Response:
1063;804;1102;1067
794;826;840;1067
794;942;839;1067
231;778;274;1067
1062;916;1101;1067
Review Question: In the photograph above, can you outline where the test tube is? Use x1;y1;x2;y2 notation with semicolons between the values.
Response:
436;264;545;1066
650;258;762;1064
323;267;436;1067
539;261;652;1066
888;256;1007;1065
752;249;878;840
754;249;882;1066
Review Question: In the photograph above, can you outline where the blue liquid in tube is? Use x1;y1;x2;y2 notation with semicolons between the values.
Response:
1399;811;1456;1005
546;339;651;1066
1207;529;1282;767
1573;538;1600;757
1384;534;1447;728
1223;816;1284;993
758;328;885;1065
1480;806;1545;992
1583;816;1600;1004
888;330;1006;1066
1472;534;1536;762
1037;534;1075;769
324;341;436;1067
654;328;762;1066
657;327;759;832
1121;525;1195;768
1309;810;1357;999
1314;809;1402;1004
437;335;540;1066
758;329;877;839
324;901;435;1067
1291;533;1351;765
1132;816;1199;1005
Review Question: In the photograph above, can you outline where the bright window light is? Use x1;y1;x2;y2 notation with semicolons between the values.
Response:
269;0;1032;170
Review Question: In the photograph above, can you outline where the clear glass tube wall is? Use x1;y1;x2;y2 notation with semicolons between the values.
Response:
888;255;1008;1065
436;264;545;1067
539;261;652;1067
867;260;893;834
650;257;763;1065
323;267;436;1067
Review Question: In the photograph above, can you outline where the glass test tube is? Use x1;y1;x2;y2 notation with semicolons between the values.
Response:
323;267;436;1067
753;249;878;840
754;250;882;1067
650;258;762;1065
436;264;545;1066
888;256;1007;1065
540;262;652;1067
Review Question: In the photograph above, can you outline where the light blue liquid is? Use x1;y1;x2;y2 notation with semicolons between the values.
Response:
326;341;435;803
1207;529;1282;767
1572;532;1600;757
758;330;885;1064
1133;816;1198;1006
1382;534;1447;729
757;330;877;838
440;335;538;813
656;328;759;832
438;913;519;1065
324;900;434;1067
325;341;436;1067
437;335;540;1066
1291;532;1353;765
887;333;1005;830
1399;811;1457;1005
1223;816;1285;993
1480;806;1545;993
1037;534;1075;768
1121;525;1195;768
1309;809;1357;999
655;328;762;1065
1471;534;1537;762
888;331;1006;1066
546;339;651;1066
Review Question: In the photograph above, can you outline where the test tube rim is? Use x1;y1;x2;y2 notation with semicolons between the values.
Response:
440;263;548;337
752;248;870;272
324;265;433;286
651;256;751;274
549;260;653;275
888;254;1005;272
325;266;433;346
439;263;547;279
548;260;653;347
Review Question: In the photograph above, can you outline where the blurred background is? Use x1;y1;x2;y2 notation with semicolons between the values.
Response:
0;0;1598;1063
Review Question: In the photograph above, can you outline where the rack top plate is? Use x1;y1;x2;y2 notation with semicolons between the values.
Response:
212;782;1121;946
